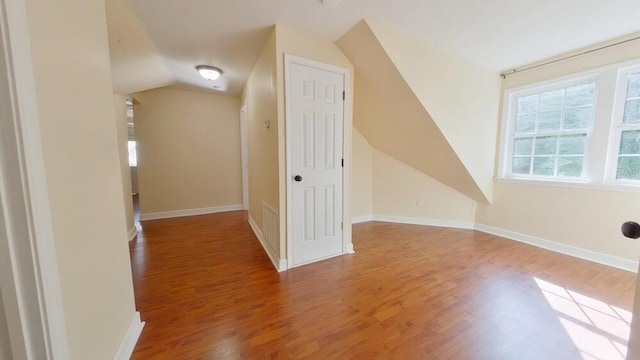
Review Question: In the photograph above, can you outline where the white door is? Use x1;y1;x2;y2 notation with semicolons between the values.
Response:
288;60;345;266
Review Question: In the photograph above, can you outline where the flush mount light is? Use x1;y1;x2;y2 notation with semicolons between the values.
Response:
195;65;223;81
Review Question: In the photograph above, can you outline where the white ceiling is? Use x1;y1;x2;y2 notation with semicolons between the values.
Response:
125;0;640;96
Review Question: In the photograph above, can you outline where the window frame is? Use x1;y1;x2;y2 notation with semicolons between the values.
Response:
500;73;599;182
607;65;640;185
498;58;640;190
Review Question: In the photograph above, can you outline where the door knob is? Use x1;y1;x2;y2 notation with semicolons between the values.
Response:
294;175;302;182
621;221;640;239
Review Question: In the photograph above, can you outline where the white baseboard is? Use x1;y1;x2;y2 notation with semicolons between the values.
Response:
113;311;145;360
474;223;638;273
139;204;243;221
248;215;287;272
351;215;374;224
344;242;355;254
373;214;475;230
127;226;138;241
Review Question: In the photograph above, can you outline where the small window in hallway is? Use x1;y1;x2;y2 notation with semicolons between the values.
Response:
128;140;137;167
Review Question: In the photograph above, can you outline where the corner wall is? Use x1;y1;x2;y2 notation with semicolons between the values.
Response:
113;95;135;234
476;33;640;265
0;290;9;360
133;87;243;216
241;28;280;256
274;24;355;260
22;0;137;357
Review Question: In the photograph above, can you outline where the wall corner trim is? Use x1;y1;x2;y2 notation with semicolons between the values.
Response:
113;312;145;360
128;226;138;241
248;215;288;272
139;204;244;221
474;223;638;273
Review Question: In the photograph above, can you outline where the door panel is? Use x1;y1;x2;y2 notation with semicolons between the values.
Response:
290;62;344;266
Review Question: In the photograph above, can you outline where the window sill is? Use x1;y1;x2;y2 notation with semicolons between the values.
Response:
495;177;640;192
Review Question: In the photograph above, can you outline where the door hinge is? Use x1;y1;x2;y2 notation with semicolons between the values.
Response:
341;158;344;167
341;222;343;230
342;91;345;100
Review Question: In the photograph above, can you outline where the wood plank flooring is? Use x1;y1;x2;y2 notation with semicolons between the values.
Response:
129;211;636;359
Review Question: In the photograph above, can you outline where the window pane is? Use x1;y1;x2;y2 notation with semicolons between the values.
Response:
539;89;565;112
627;73;640;99
564;82;595;107
623;99;640;124
616;156;640;180
517;94;538;115
563;106;593;130
128;140;137;167
558;134;586;155
557;156;583;177
534;136;557;155
515;114;536;133
533;157;555;176
537;111;561;131
513;138;533;156
512;157;531;175
619;130;640;155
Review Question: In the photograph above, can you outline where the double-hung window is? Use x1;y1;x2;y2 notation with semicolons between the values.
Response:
612;71;640;181
500;59;640;188
507;79;596;180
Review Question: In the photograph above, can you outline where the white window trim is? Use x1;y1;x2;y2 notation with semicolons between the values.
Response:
607;64;640;184
498;57;640;190
499;73;599;181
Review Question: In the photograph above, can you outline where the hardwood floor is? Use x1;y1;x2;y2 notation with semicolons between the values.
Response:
129;211;636;359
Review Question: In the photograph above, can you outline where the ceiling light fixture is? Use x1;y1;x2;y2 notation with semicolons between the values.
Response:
196;65;223;81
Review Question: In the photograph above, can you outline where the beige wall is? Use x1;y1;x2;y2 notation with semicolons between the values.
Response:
476;33;640;263
105;0;172;94
241;29;279;254
114;95;135;233
242;26;355;260
351;127;476;223
0;289;9;360
337;21;494;204
133;87;242;215
274;24;355;258
23;0;137;358
369;22;501;204
373;150;476;223
351;129;373;218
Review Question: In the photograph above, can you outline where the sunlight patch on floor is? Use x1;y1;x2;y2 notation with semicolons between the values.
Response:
534;277;631;360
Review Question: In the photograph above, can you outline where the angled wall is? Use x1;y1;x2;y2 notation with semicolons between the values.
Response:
337;21;501;203
105;0;173;94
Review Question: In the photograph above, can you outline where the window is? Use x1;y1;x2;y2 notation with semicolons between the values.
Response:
613;72;640;181
506;80;596;179
499;59;640;188
128;140;137;167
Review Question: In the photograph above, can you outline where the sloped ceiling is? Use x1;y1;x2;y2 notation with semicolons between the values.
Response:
111;0;640;96
105;0;173;94
337;21;494;203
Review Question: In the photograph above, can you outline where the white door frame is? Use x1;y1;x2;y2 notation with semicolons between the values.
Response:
284;54;353;269
240;100;249;211
0;0;69;358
